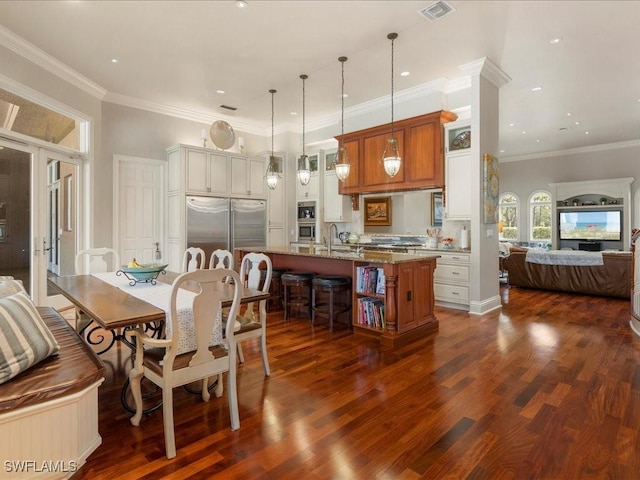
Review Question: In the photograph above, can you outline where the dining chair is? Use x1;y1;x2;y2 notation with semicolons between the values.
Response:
208;249;234;270
182;247;206;272
235;252;272;376
74;247;121;337
128;268;242;459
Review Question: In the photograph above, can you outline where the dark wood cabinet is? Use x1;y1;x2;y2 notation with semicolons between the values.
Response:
337;110;456;195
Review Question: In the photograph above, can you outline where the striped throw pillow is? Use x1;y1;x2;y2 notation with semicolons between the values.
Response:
0;292;60;385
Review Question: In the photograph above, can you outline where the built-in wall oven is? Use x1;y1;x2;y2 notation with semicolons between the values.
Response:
298;223;316;241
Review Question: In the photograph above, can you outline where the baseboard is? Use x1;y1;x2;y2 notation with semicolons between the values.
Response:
469;295;502;316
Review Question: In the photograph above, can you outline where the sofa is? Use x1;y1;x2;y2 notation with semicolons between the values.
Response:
503;247;631;299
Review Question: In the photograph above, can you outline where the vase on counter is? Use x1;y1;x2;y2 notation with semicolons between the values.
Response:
427;237;438;249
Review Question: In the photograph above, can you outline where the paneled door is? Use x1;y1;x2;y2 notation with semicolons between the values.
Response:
114;155;165;266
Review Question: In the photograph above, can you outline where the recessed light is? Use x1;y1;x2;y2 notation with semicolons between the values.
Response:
536;139;541;143
341;93;349;98
521;131;527;134
216;90;225;94
290;111;297;116
566;112;572;116
575;121;581;125
550;37;562;44
400;71;410;77
585;131;590;135
235;0;248;8
531;86;543;92
508;123;515;127
500;149;505;153
111;58;119;63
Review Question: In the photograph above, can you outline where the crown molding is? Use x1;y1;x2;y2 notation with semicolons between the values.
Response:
306;77;470;132
459;57;511;88
0;25;106;99
103;91;267;136
501;138;640;163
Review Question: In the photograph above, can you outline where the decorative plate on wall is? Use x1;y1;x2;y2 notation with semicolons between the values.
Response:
209;120;236;150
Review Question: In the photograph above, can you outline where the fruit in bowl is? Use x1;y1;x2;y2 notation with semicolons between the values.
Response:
119;261;168;283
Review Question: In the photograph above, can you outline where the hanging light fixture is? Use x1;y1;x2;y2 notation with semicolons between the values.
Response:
296;74;310;186
382;32;401;177
335;56;350;182
265;89;280;190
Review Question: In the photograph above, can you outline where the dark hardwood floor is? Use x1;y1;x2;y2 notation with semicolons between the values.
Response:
71;286;639;479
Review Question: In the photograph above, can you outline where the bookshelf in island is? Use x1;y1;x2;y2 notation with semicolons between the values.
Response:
236;246;439;347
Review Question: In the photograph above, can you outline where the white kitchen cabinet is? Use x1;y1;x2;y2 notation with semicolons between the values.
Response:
231;156;266;199
434;251;470;310
296;152;320;200
444;121;471;220
267;226;285;246
185;148;230;195
324;171;352;222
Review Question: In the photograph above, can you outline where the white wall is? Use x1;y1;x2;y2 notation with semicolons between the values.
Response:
500;144;640;239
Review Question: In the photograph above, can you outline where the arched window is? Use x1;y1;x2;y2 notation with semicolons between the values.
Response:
499;193;519;241
529;191;552;242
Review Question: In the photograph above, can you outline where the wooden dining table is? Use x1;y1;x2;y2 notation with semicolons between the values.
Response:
50;270;269;331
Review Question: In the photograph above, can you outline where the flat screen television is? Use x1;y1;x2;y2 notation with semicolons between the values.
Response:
559;210;622;241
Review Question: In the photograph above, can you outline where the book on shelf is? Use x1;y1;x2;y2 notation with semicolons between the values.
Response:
356;297;385;328
356;266;385;295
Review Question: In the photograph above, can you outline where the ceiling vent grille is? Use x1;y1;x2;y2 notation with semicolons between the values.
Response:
418;1;455;21
220;104;238;111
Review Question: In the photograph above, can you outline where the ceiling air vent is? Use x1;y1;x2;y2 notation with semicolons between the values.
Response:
220;104;238;111
418;1;455;21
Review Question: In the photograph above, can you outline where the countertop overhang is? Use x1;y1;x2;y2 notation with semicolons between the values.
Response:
238;245;440;264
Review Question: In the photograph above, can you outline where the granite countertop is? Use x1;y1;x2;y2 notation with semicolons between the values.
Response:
240;245;440;264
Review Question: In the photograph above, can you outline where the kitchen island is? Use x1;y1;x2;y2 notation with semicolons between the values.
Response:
236;245;440;347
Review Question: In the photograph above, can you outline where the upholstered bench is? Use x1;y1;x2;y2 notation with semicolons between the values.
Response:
0;306;105;479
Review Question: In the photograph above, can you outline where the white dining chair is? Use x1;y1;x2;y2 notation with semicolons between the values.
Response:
182;247;206;272
74;247;121;335
128;268;242;459
235;252;272;376
208;249;234;270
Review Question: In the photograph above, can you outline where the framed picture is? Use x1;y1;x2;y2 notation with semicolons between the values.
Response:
483;154;499;224
431;192;443;227
364;196;392;226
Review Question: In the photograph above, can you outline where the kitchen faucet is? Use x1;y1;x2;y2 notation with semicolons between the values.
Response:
327;223;338;255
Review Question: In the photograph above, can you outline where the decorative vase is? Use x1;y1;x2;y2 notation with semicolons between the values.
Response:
442;242;452;250
427;237;438;249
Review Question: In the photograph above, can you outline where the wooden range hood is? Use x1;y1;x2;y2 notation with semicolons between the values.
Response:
336;110;457;204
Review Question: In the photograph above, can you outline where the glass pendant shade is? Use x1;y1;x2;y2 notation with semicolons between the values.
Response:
297;154;310;185
265;156;279;190
334;146;350;182
382;137;401;177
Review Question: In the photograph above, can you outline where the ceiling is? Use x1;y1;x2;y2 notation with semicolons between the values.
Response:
0;0;638;159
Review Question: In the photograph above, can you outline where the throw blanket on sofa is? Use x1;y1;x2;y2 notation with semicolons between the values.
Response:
525;249;604;266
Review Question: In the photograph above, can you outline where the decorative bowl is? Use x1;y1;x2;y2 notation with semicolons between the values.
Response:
117;263;168;285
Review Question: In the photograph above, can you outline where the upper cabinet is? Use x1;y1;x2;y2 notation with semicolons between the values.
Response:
296;152;320;200
167;144;267;200
231;155;266;198
337;110;456;195
444;120;472;220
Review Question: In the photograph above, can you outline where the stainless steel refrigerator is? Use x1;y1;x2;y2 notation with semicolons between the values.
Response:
186;196;266;260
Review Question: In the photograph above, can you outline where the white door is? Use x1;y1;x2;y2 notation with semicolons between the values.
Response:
114;155;165;265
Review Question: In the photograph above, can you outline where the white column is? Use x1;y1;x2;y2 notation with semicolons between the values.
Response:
459;58;511;315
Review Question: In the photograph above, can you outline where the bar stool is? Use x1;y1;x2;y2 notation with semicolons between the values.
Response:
281;271;315;321
261;268;288;313
311;275;352;331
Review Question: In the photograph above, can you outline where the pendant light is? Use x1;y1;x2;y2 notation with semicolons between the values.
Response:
296;74;311;186
265;89;280;190
334;56;350;182
382;32;401;177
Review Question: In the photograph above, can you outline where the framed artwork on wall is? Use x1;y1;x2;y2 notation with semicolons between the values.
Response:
431;192;443;227
364;196;392;226
483;154;499;224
